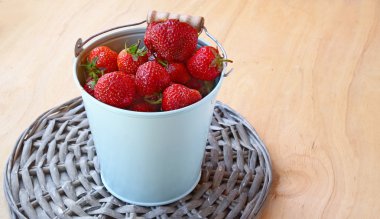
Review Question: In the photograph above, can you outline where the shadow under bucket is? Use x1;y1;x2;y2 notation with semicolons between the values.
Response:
73;26;229;206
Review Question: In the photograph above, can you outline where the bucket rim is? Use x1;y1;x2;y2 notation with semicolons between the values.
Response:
73;27;228;117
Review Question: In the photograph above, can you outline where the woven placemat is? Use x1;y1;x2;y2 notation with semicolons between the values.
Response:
4;97;272;219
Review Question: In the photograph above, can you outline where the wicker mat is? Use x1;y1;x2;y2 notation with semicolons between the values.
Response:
4;97;272;219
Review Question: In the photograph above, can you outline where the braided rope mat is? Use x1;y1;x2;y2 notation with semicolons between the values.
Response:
4;97;272;219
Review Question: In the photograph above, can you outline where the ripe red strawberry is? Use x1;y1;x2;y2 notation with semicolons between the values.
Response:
161;62;191;85
83;77;96;96
94;71;136;108
186;77;203;90
187;46;232;81
162;84;202;111
144;22;158;51
88;46;118;73
129;101;160;112
128;94;160;112
186;77;214;97
117;40;148;75
135;61;171;96
144;19;198;62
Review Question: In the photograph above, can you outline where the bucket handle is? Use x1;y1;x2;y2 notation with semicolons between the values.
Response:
74;19;233;77
74;20;147;57
202;27;233;77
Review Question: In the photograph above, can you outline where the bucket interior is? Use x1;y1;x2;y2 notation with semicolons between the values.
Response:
75;28;222;86
74;27;226;113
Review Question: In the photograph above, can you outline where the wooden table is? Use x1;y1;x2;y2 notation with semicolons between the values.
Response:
1;0;379;218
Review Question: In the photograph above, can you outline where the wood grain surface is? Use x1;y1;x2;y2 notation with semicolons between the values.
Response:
1;0;379;218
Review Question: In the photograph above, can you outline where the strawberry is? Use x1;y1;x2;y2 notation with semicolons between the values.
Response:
88;46;118;73
135;61;171;96
117;40;148;75
144;19;198;62
186;77;203;90
187;46;232;81
83;77;96;96
94;71;136;108
162;84;202;111
128;94;160;112
129;101;160;112
186;77;214;97
158;61;191;85
144;22;157;51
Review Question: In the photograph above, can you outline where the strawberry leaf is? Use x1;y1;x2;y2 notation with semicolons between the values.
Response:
137;47;147;56
82;57;102;83
132;54;139;62
127;43;138;54
87;80;96;89
126;40;147;61
126;40;141;55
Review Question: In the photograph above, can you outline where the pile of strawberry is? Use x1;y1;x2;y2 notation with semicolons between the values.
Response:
83;19;231;112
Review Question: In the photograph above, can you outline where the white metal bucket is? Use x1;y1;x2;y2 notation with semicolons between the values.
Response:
73;26;229;206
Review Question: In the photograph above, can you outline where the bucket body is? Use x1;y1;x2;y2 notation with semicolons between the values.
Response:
73;27;226;206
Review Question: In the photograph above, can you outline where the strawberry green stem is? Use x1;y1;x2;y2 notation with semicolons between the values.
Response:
156;59;168;68
221;59;233;63
144;93;163;105
136;39;141;50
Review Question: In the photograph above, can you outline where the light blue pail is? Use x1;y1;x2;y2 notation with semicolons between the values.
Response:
73;24;229;206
